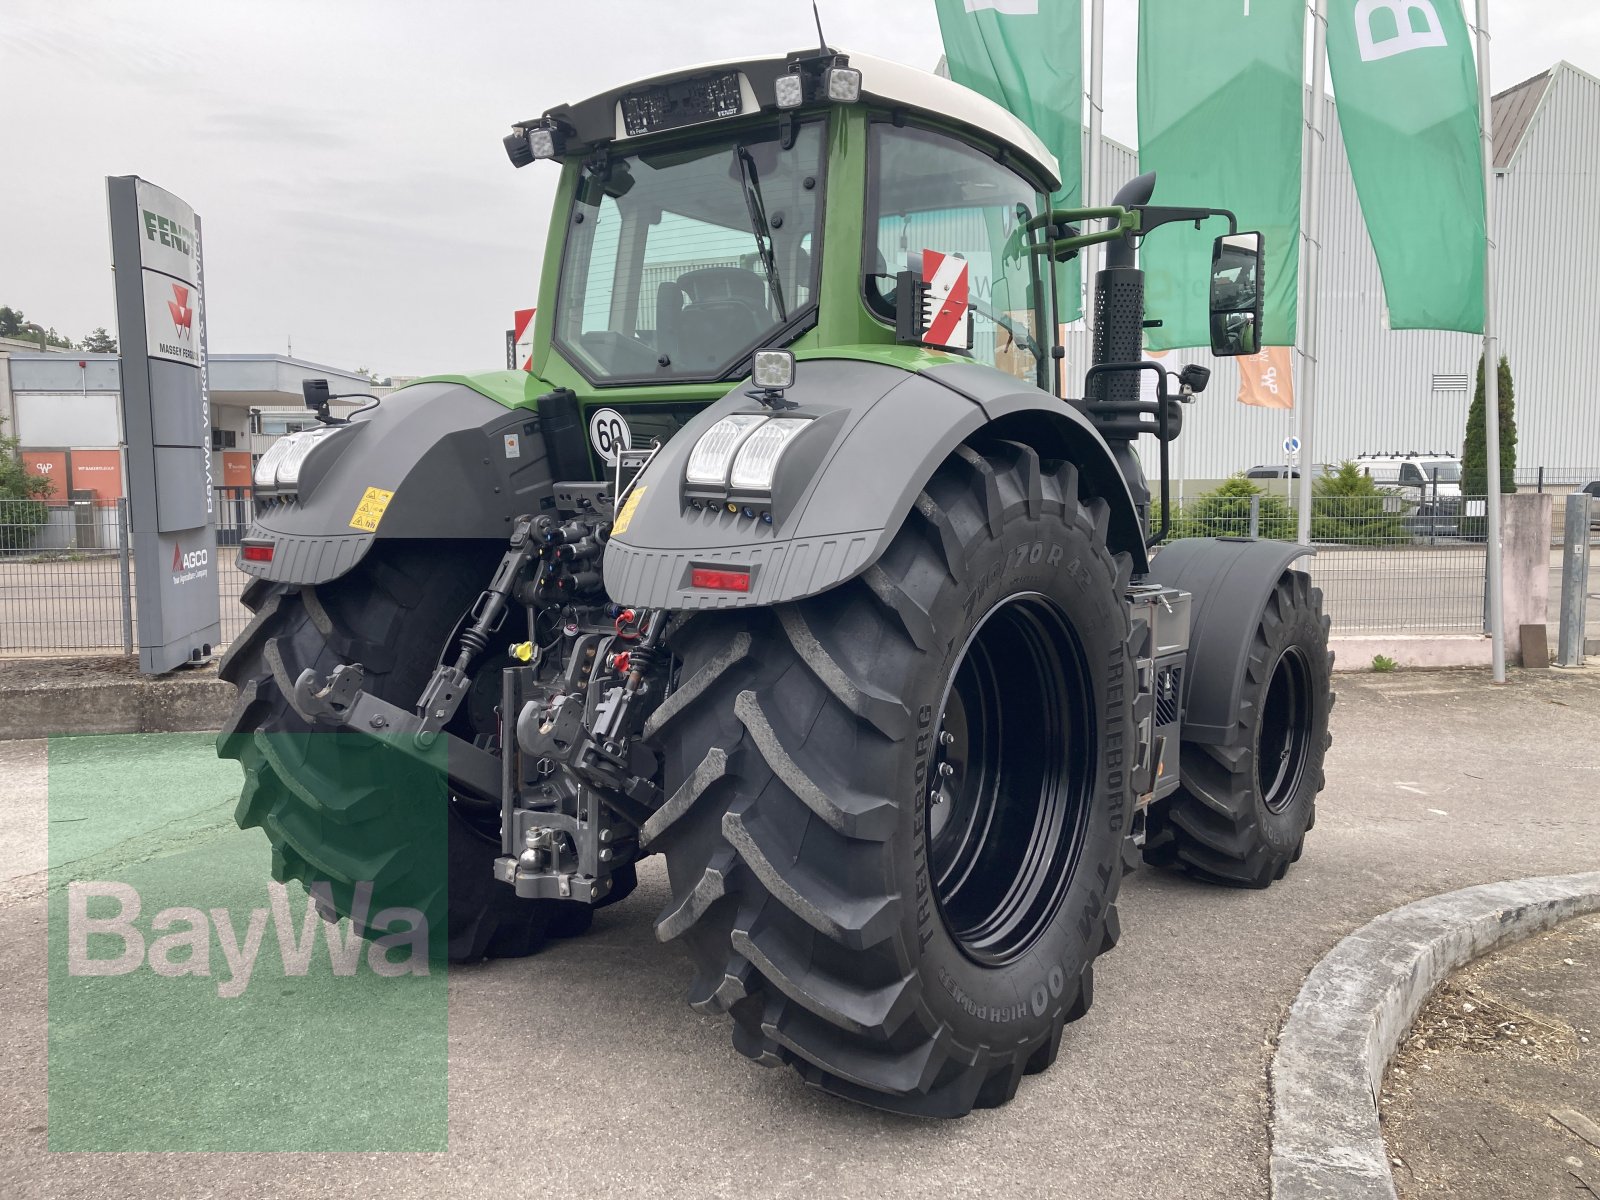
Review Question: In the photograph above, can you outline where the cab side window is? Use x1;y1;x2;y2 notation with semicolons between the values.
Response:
863;123;1052;388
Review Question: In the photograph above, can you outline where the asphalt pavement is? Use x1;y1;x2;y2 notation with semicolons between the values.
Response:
1;668;1597;1198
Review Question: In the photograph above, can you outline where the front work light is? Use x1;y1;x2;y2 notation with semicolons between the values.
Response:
751;348;795;392
774;72;806;109
685;414;765;487
504;129;534;168
528;127;561;159
825;65;862;103
730;419;807;492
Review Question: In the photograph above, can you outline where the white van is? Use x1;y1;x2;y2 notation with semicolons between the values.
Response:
1354;452;1463;499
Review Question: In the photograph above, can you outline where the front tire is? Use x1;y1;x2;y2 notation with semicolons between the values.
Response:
1143;570;1333;886
645;443;1135;1116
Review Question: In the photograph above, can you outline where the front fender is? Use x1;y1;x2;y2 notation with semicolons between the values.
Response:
1145;536;1316;746
603;357;1146;609
241;381;550;584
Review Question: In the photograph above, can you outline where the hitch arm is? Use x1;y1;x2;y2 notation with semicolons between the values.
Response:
290;663;504;806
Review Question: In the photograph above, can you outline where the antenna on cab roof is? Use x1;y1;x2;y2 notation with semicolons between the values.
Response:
812;1;829;54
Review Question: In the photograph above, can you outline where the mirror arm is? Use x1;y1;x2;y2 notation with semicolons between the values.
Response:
1029;208;1140;258
1135;205;1238;237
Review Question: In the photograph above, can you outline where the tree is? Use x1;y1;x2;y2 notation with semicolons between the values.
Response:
1173;474;1296;541
0;306;24;337
0;415;53;552
1461;354;1517;497
1310;462;1409;545
81;327;118;354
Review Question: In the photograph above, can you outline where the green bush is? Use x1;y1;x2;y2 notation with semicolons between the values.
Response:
0;415;53;552
1310;462;1409;545
1173;475;1295;541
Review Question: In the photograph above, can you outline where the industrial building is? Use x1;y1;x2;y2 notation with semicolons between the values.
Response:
0;343;369;505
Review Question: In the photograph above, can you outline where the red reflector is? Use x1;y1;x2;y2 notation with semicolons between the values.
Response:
690;567;750;593
241;544;275;563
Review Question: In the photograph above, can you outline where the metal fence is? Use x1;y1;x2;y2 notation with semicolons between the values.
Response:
1166;492;1492;633
0;497;134;655
1;482;1592;657
0;489;256;657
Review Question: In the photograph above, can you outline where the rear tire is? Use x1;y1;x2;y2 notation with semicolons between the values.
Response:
1143;570;1333;886
645;442;1134;1116
217;541;614;963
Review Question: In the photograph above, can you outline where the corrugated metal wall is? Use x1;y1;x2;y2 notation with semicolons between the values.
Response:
1062;63;1600;484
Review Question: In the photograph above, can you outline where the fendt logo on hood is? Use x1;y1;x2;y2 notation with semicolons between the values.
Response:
167;284;194;338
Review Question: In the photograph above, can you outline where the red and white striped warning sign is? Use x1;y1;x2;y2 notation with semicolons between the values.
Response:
513;307;536;372
921;250;972;350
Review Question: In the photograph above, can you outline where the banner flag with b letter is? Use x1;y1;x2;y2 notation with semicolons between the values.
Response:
1137;0;1305;353
1325;0;1485;332
935;0;1084;319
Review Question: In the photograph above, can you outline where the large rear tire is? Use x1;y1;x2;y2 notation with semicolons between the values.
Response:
217;541;617;962
1142;569;1333;886
645;442;1134;1117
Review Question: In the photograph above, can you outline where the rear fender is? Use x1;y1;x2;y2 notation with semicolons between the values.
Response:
603;358;1146;609
1144;537;1315;746
240;382;552;584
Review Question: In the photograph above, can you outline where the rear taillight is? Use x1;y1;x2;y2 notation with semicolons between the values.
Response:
689;566;750;593
241;543;274;563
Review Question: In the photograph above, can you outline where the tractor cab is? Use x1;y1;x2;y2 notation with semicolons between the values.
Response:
506;48;1066;409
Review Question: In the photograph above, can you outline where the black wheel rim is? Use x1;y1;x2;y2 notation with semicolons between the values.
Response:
928;592;1095;968
1257;646;1312;814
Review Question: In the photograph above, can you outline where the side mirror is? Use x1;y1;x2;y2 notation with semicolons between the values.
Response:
1209;231;1265;357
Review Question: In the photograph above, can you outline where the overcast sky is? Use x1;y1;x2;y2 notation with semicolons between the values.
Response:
2;1;1594;377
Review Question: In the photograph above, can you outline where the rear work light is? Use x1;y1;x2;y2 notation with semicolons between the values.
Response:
241;543;274;563
689;566;751;593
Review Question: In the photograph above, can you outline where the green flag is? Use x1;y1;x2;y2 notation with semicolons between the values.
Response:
936;0;1083;320
1138;0;1305;350
1325;0;1485;332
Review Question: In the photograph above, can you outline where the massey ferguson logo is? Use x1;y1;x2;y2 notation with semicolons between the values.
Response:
167;284;194;338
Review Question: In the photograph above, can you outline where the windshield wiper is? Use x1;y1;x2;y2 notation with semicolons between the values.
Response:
735;146;787;323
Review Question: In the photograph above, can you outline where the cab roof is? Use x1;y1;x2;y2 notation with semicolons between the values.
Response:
532;48;1061;192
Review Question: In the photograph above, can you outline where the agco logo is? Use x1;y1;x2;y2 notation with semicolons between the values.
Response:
172;543;209;572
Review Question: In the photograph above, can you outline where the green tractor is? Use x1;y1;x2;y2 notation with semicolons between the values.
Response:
220;47;1331;1117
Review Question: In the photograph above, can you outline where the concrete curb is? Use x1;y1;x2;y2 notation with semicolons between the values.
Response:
0;674;235;740
1270;871;1600;1199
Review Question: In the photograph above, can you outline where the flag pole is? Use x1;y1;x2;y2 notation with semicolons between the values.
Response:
1473;0;1505;683
1295;0;1329;545
1086;0;1105;325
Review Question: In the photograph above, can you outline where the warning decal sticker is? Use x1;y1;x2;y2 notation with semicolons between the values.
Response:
612;486;646;537
349;486;395;532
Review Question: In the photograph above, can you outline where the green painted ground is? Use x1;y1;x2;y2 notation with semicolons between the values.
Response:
46;733;448;1151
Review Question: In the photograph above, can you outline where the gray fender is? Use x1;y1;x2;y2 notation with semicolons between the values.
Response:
240;381;551;584
604;357;1146;610
1144;536;1315;747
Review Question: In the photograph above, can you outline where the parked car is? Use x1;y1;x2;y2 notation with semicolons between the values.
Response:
1578;480;1600;530
1244;464;1333;481
1354;452;1463;499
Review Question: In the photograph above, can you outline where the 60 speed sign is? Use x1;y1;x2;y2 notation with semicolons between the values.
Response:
588;408;632;464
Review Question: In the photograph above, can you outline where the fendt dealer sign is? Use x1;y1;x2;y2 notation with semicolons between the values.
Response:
108;176;222;673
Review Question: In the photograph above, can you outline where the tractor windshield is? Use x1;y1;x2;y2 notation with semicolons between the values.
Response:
553;120;825;385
